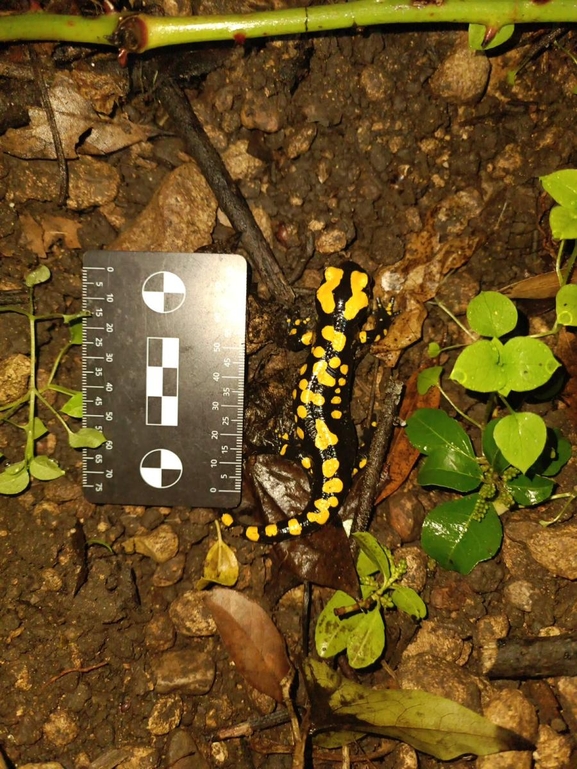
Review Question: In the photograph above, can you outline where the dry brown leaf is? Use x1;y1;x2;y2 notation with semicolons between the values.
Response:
19;212;45;259
206;588;291;703
40;215;82;251
501;270;577;300
373;210;479;366
376;370;441;503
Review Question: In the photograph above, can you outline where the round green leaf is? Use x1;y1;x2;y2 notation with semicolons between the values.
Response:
549;206;577;240
346;609;385;669
466;292;517;338
25;265;51;287
405;408;475;457
538;431;572;477
421;496;502;575
418;448;483;493
500;337;560;393
417;366;443;394
540;169;577;209
556;284;577;326
0;460;30;494
61;392;83;418
68;427;106;449
29;455;65;481
315;591;360;659
391;586;427;619
427;342;442;358
493;413;547;474
505;474;554;507
450;339;506;392
468;23;515;51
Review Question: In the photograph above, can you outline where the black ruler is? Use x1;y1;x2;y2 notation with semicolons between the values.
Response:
82;251;247;507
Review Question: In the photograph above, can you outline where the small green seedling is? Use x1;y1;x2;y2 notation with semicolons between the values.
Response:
406;170;577;574
315;532;426;669
0;265;105;494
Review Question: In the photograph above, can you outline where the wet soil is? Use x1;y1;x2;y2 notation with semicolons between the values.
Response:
0;4;576;768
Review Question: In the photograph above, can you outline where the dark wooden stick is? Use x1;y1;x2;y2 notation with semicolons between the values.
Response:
143;63;295;307
480;633;577;679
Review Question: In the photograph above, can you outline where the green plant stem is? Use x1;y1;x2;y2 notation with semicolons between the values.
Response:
438;384;483;430
540;493;576;526
3;2;577;51
35;390;72;436
25;314;36;463
46;341;72;388
431;300;476;341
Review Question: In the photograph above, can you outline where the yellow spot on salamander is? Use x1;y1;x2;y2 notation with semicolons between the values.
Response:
331;395;342;404
246;526;260;542
331;410;343;420
300;364;308;375
359;330;368;344
322;458;339;478
344;270;370;320
321;325;346;352
307;509;330;525
323;477;343;495
313;346;325;358
314;498;330;513
297;405;307;419
316;266;343;315
301;331;313;346
280;444;288;456
328;356;341;369
292;389;297;399
301;389;325;406
302;456;312;470
289;328;298;336
288;518;303;536
358;457;367;469
265;524;279;539
338;377;346;386
312;360;336;387
221;513;234;527
340;364;349;375
299;379;308;390
314;419;338;450
296;427;305;441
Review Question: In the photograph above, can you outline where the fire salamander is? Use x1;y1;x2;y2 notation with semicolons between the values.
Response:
221;262;389;544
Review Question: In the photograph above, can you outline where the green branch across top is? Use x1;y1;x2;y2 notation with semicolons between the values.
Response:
0;1;576;54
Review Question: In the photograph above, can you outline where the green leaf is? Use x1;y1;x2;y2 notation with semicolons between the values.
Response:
405;409;476;457
466;292;517;338
0;460;30;494
68;427;106;449
427;342;442;358
32;416;48;440
353;532;392;580
25;265;51;287
313;731;366;749
549;206;577;240
315;591;361;659
421;496;502;574
61;392;83;418
418;447;483;493
494;413;547;474
346;609;385;669
391;586;427;619
29;455;65;481
556;284;577;326
468;23;515;51
505;474;554;507
68;320;84;345
537;430;572;477
500;337;560;393
450;338;506;392
417;366;443;394
540;169;577;209
304;658;533;760
482;419;510;474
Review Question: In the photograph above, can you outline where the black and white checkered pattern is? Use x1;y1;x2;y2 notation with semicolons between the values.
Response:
142;271;186;314
139;448;183;489
146;337;179;426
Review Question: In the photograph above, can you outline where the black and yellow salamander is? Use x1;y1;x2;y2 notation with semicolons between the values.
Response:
221;261;389;544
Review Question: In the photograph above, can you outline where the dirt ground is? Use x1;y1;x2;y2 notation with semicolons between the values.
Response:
0;2;576;768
